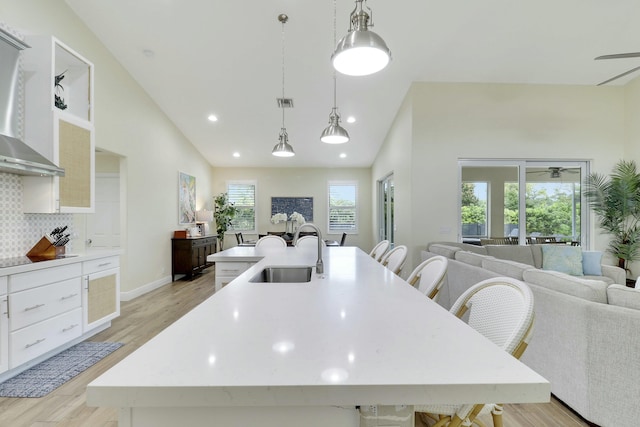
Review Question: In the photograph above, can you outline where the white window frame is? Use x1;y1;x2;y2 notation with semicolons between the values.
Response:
328;180;358;234
227;180;257;234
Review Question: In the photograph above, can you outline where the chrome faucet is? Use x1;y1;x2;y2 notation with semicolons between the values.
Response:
293;223;324;274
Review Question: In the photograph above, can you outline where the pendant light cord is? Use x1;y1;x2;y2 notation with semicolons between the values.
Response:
281;16;286;129
332;0;338;109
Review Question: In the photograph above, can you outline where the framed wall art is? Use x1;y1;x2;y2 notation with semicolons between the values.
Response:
178;171;196;224
271;197;313;222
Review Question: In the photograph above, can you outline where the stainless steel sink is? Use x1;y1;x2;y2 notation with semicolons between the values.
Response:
249;266;313;283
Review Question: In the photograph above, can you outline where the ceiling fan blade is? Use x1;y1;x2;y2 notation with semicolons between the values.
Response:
597;65;640;86
595;52;640;60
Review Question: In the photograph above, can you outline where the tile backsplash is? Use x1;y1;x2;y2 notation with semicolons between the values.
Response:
0;172;73;259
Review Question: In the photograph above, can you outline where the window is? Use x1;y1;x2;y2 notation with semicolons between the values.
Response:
328;181;358;233
227;181;256;232
459;160;588;246
461;181;488;238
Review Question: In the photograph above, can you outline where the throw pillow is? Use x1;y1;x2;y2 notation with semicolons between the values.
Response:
582;251;603;276
541;245;584;276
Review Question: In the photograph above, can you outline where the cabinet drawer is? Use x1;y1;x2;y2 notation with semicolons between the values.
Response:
83;256;120;275
192;237;216;248
215;262;253;278
10;277;82;331
10;263;82;293
0;276;6;295
10;307;82;368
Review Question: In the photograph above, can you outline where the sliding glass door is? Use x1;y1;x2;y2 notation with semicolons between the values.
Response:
460;160;588;246
378;174;394;246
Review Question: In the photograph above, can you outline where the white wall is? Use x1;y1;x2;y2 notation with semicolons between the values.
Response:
212;167;373;252
375;82;627;273
371;93;413;274
0;0;214;293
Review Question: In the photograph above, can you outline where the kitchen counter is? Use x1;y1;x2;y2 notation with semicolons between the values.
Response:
87;247;549;427
0;249;122;276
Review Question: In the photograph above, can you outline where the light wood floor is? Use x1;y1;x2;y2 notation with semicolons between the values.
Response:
0;268;594;427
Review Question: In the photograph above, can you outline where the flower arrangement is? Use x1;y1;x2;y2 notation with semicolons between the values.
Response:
290;211;305;224
271;213;288;224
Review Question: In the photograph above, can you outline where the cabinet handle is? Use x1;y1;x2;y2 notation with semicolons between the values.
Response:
60;293;79;301
24;303;45;311
25;338;46;348
98;262;111;267
63;324;79;332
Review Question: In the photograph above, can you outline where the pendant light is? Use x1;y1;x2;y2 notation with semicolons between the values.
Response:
332;0;391;77
272;13;295;157
321;0;350;144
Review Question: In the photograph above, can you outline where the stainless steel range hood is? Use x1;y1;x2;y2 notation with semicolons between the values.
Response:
0;134;64;176
0;27;64;177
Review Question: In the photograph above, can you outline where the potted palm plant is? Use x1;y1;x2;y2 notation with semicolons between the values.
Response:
584;159;640;276
213;193;238;251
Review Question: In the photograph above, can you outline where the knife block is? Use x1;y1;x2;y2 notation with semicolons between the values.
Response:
26;236;65;259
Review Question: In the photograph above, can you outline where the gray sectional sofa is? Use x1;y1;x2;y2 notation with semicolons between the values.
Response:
421;241;640;427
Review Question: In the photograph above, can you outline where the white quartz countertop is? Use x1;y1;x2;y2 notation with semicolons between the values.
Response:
87;247;549;408
0;249;122;276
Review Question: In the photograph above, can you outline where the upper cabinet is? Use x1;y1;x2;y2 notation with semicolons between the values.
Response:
22;36;95;213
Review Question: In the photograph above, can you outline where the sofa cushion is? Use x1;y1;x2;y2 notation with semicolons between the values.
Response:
529;245;544;269
523;268;608;303
541;245;583;276
584;274;615;285
582;251;603;276
482;258;534;280
484;245;535;266
454;251;494;267
428;242;487;255
427;244;461;259
607;284;640;310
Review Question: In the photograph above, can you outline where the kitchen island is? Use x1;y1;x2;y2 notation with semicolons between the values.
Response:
87;246;549;427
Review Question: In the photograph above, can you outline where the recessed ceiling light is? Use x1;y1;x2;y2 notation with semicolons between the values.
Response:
346;116;356;123
208;114;218;122
340;153;347;159
233;152;240;158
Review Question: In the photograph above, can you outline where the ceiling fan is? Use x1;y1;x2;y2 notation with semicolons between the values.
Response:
527;167;580;179
595;52;640;86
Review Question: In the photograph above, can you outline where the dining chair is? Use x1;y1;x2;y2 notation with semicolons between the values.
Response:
254;235;287;248
415;277;535;427
295;235;326;249
339;232;347;246
369;240;390;262
235;232;244;245
380;245;407;275
406;256;448;302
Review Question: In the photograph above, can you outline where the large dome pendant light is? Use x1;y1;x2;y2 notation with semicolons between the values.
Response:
272;14;295;157
321;0;350;144
332;0;391;77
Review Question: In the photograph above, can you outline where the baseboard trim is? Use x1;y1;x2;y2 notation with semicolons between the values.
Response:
120;275;172;301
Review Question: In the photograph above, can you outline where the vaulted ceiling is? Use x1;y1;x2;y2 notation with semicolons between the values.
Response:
65;0;640;168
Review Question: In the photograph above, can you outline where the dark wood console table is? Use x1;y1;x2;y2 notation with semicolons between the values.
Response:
171;235;217;281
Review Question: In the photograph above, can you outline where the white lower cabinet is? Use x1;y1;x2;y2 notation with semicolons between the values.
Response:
214;261;255;291
3;254;120;373
83;256;120;331
7;264;83;369
0;277;8;374
10;308;82;368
